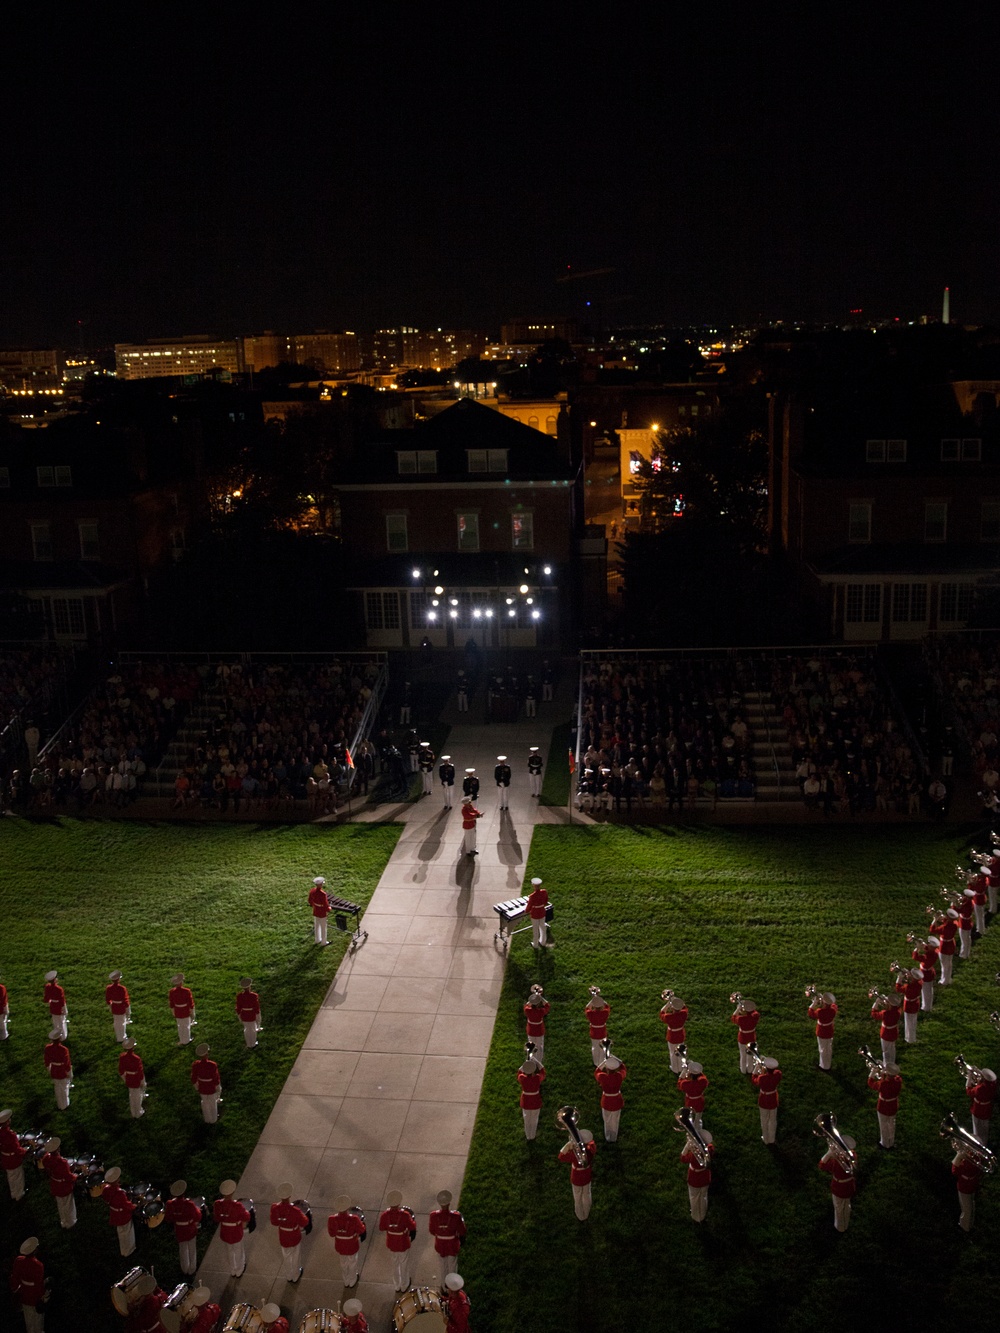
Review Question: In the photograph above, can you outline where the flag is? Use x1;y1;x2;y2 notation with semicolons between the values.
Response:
568;748;576;775
345;747;355;769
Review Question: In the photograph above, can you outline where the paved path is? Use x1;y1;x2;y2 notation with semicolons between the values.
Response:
196;693;573;1328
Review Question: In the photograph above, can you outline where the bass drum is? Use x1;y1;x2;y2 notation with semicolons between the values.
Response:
223;1305;266;1333
298;1311;343;1332
110;1266;149;1316
392;1288;446;1331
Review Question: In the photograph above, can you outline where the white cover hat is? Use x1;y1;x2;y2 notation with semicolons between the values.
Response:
685;1061;703;1075
44;970;58;982
104;1167;121;1184
579;1129;594;1143
386;1190;403;1207
444;1274;465;1291
44;1137;60;1153
108;970;122;982
170;973;185;985
344;1300;364;1317
219;1179;236;1196
20;1237;39;1256
530;877;543;886
261;1304;283;1324
762;1057;779;1070
313;876;326;885
497;755;507;761
334;1193;352;1212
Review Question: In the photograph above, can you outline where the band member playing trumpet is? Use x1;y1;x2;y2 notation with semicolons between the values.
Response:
524;985;549;1055
595;1048;627;1142
893;967;922;1044
961;1060;998;1145
909;936;939;1012
973;845;1000;914
526;878;550;949
586;988;610;1066
863;1052;902;1149
43;969;67;1039
680;1125;715;1222
518;1050;546;1140
557;1120;596;1220
818;1129;857;1232
870;991;902;1065
428;1190;466;1277
659;992;688;1074
806;988;837;1070
730;995;759;1074
930;909;960;984
752;1056;782;1144
958;888;975;959
678;1059;708;1132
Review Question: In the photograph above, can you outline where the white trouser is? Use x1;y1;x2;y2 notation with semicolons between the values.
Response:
760;1108;777;1144
688;1185;708;1222
498;786;508;809
399;706;410;724
903;1011;917;1043
54;1076;71;1110
0;1010;7;1038
56;1193;77;1228
591;1039;605;1066
973;1116;991;1145
940;954;954;984
21;1302;44;1333
463;828;477;855
112;1010;130;1043
572;1183;592;1220
128;1083;146;1117
959;1192;975;1231
878;1111;896;1148
921;981;934;1011
226;1238;246;1276
340;1251;360;1287
531;917;548;948
176;1016;193;1044
409;753;418;772
242;1020;259;1048
442;786;453;807
422;772;433;793
280;1242;301;1281
833;1195;851;1232
530;774;542;795
50;1011;67;1039
602;1108;621;1142
525;699;536;717
522;1108;540;1140
668;1043;683;1074
437;1251;458;1276
392;1251;410;1291
315;916;328;945
817;1038;832;1070
881;1039;897;1065
960;928;972;959
200;1091;220;1123
739;1045;754;1074
179;1237;197;1275
118;1221;136;1257
7;1165;25;1200
975;905;986;934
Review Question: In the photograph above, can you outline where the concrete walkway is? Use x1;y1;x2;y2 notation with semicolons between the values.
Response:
196;694;572;1328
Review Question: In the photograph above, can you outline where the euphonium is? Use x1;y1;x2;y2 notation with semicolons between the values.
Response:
813;1112;857;1174
555;1105;589;1169
940;1112;997;1173
673;1106;710;1168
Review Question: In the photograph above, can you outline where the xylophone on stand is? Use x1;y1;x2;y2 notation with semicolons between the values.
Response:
325;894;368;954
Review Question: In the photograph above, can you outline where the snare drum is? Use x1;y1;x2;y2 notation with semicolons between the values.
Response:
19;1130;48;1167
297;1311;343;1333
111;1266;149;1316
142;1194;166;1228
392;1287;446;1331
86;1164;108;1198
190;1194;211;1227
223;1304;266;1333
294;1197;314;1236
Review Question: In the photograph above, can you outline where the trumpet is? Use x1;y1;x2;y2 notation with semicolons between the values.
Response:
804;984;820;1000
673;1106;711;1168
989;1012;1000;1033
588;985;602;999
955;1053;989;1085
888;960;903;975
523;1040;543;1069
813;1112;857;1175
941;886;964;909
867;985;889;1004
661;988;676;1002
745;1041;766;1076
940;1112;997;1173
730;991;747;1014
905;932;927;949
956;864;975;883
676;1042;690;1079
528;984;545;1002
555;1105;589;1170
858;1044;887;1080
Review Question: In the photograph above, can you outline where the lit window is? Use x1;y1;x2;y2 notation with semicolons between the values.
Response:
31;522;53;561
512;511;534;550
78;522;99;560
886;439;907;462
848;502;871;543
982;501;1000;542
385;514;408;552
457;512;479;551
924;502;947;542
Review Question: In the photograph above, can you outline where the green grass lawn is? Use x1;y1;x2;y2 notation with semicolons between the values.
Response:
460;823;1000;1333
0;817;399;1330
540;721;573;807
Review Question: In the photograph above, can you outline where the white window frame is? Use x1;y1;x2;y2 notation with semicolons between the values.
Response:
865;439;885;462
78;521;99;560
845;583;882;624
417;450;437;473
887;439;907;462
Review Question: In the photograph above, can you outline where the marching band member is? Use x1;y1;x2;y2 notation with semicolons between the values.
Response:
807;991;837;1070
969;868;989;935
164;1179;203;1276
10;1237;45;1333
43;1031;72;1111
186;1288;224;1333
43;970;67;1040
494;755;511;809
958;888;975;959
442;1274;471;1333
595;1051;627;1142
310;876;331;946
678;1060;708;1132
342;1299;369;1333
524;984;549;1055
871;992;902;1065
660;994;688;1074
378;1190;416;1291
526;878;550;949
911;938;939;1012
819;1133;857;1232
528;746;543;796
894;968;922;1044
134;1275;167;1333
953;1142;983;1231
41;1138;77;1229
681;1127;715;1223
270;1183;308;1283
328;1193;367;1288
118;1037;147;1118
261;1301;291;1332
731;996;759;1074
983;849;1000;915
169;972;196;1045
236;977;262;1048
102;1167;136;1257
428;1189;466;1277
932;910;960;984
753;1056;782;1144
517;1053;545;1140
419;743;436;795
868;1062;902;1149
558;1127;596;1220
0;1108;27;1201
213;1179;251;1278
191;1043;222;1122
0;972;8;1039
965;1065;997;1145
439;755;455;807
460;796;483;857
105;969;131;1043
585;988;611;1066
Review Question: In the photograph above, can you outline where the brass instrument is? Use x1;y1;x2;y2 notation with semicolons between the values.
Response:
989;1011;1000;1033
747;1043;767;1077
676;1042;690;1078
661;988;676;1002
600;1037;613;1064
673;1106;710;1168
812;1112;857;1174
906;932;926;948
956;864;975;883
555;1105;589;1169
858;1044;887;1080
994;972;1000;987
729;991;747;1014
955;1053;989;1085
941;886;964;909
940;1112;997;1173
528;984;546;1004
888;960;903;976
867;985;889;1004
523;1040;543;1069
804;984;820;1000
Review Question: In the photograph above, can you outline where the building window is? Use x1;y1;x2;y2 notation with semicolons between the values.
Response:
78;521;99;560
417;451;437;473
512;511;534;549
365;591;400;630
396;451;417;474
466;449;508;473
963;437;982;461
396;450;436;474
31;522;53;561
887;439;907;462
528;416;539;430
385;514;408;552
845;584;882;623
457;512;479;551
865;439;885;462
37;465;72;487
51;598;85;637
941;438;960;461
848;502;872;543
409;591;430;628
924;501;948;542
545;416;557;435
892;583;928;623
939;583;976;623
0;467;9;488
982;501;1000;542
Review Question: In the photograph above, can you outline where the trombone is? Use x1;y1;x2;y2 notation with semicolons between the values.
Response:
940;1112;997;1174
813;1112;857;1175
673;1107;711;1169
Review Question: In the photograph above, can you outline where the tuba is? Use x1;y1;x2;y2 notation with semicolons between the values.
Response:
858;1045;886;1080
940;1112;997;1173
555;1106;589;1169
673;1107;710;1168
813;1112;857;1174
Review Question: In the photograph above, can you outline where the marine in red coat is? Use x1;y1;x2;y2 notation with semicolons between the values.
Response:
819;1133;857;1232
379;1191;416;1291
41;1138;78;1230
214;1180;251;1278
443;1275;471;1333
105;970;131;1043
595;1056;627;1142
310;876;331;945
428;1189;466;1276
0;1108;27;1202
681;1129;715;1222
807;992;837;1069
43;970;67;1038
328;1194;367;1287
731;999;759;1073
43;1036;72;1110
524;985;549;1054
191;1044;221;1123
118;1039;147;1118
236;979;262;1049
660;994;688;1073
526;877;550;948
966;1067;997;1145
585;988;610;1065
558;1128;597;1220
169;973;196;1045
165;1179;203;1275
103;1167;137;1258
270;1186;309;1283
953;1148;983;1231
677;1061;708;1130
10;1237;45;1333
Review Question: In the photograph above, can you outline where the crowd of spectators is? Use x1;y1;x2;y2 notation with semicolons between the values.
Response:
576;656;757;816
927;635;1000;789
0;645;72;728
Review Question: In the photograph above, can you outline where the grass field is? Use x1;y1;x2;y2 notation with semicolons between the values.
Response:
0;817;399;1330
459;823;1000;1333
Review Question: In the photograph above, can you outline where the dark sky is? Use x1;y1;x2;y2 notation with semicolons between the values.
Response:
3;7;999;345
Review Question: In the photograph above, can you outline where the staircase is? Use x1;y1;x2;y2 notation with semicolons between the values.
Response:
146;688;227;796
743;689;798;804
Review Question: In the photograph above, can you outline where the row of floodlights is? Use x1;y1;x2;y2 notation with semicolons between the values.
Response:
427;605;541;622
410;565;553;580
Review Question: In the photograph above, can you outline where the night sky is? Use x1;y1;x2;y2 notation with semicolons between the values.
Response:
3;8;999;345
